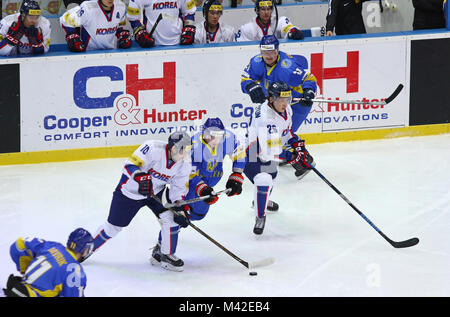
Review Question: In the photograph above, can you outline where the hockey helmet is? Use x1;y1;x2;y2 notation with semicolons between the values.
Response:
268;81;292;102
255;0;273;13
20;0;41;16
202;0;223;18
260;35;279;51
202;117;225;139
67;228;94;256
167;131;192;152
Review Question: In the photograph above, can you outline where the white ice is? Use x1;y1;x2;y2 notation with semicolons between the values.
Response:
0;134;449;297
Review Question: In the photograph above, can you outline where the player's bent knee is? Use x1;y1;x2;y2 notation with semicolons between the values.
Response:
254;172;273;187
102;221;123;238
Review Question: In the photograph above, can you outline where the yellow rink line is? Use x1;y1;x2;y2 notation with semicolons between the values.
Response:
0;124;448;166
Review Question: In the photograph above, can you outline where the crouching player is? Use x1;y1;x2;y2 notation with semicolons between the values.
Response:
90;132;192;272
244;81;313;235
3;228;93;297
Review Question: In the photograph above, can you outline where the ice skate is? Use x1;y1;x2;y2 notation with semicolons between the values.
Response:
253;215;266;235
252;200;279;212
160;253;184;272
149;243;162;265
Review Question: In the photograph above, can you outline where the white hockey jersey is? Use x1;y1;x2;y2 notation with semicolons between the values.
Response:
0;13;51;56
247;101;296;163
60;0;127;51
127;0;197;46
235;16;295;42
120;140;191;202
194;22;235;44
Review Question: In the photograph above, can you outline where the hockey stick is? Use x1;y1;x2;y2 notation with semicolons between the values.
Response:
310;166;419;248
164;188;231;208
293;84;404;106
152;195;275;269
148;13;163;37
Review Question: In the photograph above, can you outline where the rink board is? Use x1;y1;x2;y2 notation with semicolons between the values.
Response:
0;31;449;163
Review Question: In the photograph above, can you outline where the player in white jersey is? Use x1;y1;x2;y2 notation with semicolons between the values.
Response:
60;0;131;52
194;0;235;44
244;81;312;235
90;132;193;272
0;0;50;56
127;0;197;46
235;0;304;42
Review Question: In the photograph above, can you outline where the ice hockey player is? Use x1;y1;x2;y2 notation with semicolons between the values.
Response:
244;81;313;235
60;0;131;52
127;0;197;47
175;117;245;221
241;35;317;179
90;131;192;272
195;0;235;44
3;228;93;297
0;0;51;56
235;0;304;42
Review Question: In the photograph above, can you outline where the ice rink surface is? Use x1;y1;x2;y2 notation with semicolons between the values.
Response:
0;134;449;297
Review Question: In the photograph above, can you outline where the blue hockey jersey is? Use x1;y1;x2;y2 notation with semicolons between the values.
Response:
189;129;246;191
241;51;317;101
9;237;87;297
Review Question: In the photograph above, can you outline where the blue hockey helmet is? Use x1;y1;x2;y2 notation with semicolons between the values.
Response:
260;35;279;51
268;81;292;102
167;131;192;152
67;228;94;255
20;0;41;16
202;117;225;139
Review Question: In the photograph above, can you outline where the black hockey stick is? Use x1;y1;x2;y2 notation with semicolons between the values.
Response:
293;84;404;106
149;13;163;37
152;195;275;269
311;166;419;248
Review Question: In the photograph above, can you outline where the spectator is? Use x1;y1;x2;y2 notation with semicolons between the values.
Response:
412;0;446;30
60;0;131;52
235;0;304;42
195;0;235;43
326;0;369;36
127;0;197;46
0;0;51;56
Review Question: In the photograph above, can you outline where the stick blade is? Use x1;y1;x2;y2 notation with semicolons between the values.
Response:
247;257;275;269
390;237;419;248
384;84;404;104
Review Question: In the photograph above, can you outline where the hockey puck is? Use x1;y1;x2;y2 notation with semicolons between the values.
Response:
249;271;258;276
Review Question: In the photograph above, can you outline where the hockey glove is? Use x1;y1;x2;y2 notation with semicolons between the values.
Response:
3;275;29;297
287;140;312;170
226;172;244;196
245;81;266;104
116;29;132;49
180;25;196;45
173;205;191;228
196;182;218;205
301;88;315;107
288;27;304;40
25;27;44;54
133;26;155;48
133;172;153;196
65;33;85;52
5;20;25;46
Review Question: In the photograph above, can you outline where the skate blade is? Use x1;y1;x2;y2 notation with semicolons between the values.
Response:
161;262;184;272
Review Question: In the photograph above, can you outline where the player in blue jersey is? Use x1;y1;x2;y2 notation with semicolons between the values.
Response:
3;228;93;297
241;35;317;180
150;118;246;265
